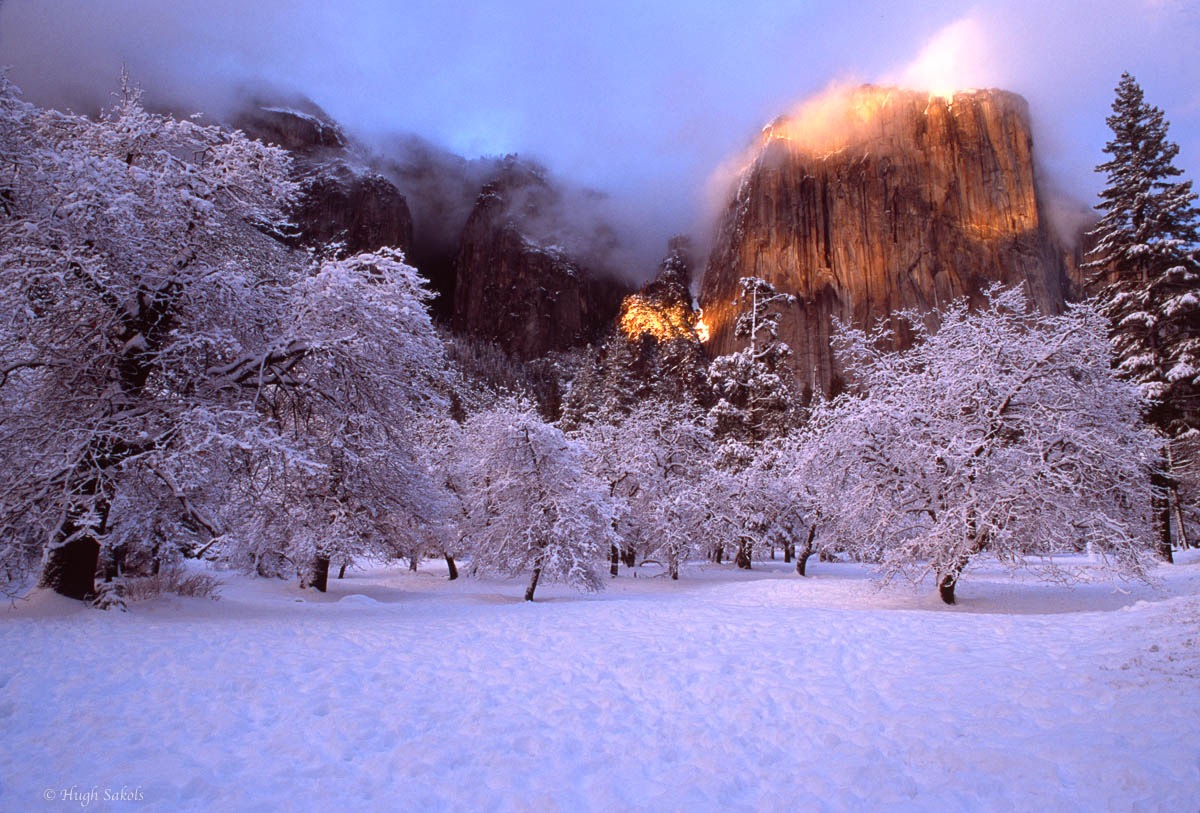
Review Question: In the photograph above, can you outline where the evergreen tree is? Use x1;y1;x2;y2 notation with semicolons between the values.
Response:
1085;73;1200;560
705;277;801;568
1086;73;1200;433
706;277;801;446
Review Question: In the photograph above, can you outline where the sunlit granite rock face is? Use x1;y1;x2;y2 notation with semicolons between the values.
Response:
700;85;1074;399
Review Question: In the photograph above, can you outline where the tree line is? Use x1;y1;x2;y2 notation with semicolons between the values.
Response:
0;72;1195;606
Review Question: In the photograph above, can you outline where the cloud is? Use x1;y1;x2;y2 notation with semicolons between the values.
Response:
0;0;1196;277
890;16;993;97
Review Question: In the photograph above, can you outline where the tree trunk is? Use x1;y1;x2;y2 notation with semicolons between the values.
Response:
1151;467;1174;563
795;525;817;577
101;546;119;583
621;547;636;569
936;550;973;605
38;289;174;601
609;544;620;578
445;554;459;580
669;557;679;581
308;555;331;593
713;546;723;564
1167;444;1190;549
939;512;990;604
338;561;348;579
1171;491;1191;550
783;538;794;563
524;567;542;602
40;537;101;600
41;491;111;600
937;571;960;605
735;540;752;570
409;555;419;572
41;282;178;602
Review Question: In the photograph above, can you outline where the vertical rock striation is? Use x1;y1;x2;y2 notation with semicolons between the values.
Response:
700;85;1074;399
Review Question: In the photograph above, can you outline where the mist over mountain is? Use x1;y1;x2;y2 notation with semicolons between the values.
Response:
1;0;1196;284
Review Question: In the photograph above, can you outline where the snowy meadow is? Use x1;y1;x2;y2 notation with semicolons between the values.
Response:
3;44;1200;813
4;553;1199;812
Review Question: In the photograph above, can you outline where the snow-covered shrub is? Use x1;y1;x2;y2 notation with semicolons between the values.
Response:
119;569;222;602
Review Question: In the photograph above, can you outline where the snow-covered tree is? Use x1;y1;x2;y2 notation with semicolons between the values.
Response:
707;276;801;445
225;250;450;591
570;417;638;575
689;433;822;572
455;399;618;600
704;277;803;568
1084;73;1200;559
0;77;447;599
576;402;713;579
709;434;818;573
798;288;1159;604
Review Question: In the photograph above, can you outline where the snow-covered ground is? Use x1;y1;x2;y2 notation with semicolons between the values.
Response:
3;553;1199;812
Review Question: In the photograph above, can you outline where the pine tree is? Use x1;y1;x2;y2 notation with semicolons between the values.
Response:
1087;73;1200;431
1085;73;1200;560
705;277;802;568
706;277;801;446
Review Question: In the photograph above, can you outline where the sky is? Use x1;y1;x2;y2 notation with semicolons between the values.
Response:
1;0;1197;270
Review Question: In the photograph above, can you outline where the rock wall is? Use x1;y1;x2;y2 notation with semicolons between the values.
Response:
452;161;626;359
700;85;1073;399
233;102;413;257
291;165;413;256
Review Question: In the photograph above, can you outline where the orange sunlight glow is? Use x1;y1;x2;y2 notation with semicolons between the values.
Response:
694;311;710;344
764;83;897;156
618;296;699;343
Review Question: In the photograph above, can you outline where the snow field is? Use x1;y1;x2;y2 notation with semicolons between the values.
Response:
2;555;1198;812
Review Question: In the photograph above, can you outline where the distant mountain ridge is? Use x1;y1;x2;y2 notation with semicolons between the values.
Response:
228;86;1091;399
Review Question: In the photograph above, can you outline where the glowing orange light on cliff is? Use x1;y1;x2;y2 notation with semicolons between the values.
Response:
754;84;910;161
619;296;699;343
695;312;710;343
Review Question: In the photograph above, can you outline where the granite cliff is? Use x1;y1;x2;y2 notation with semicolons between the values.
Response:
700;85;1075;399
233;101;413;256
